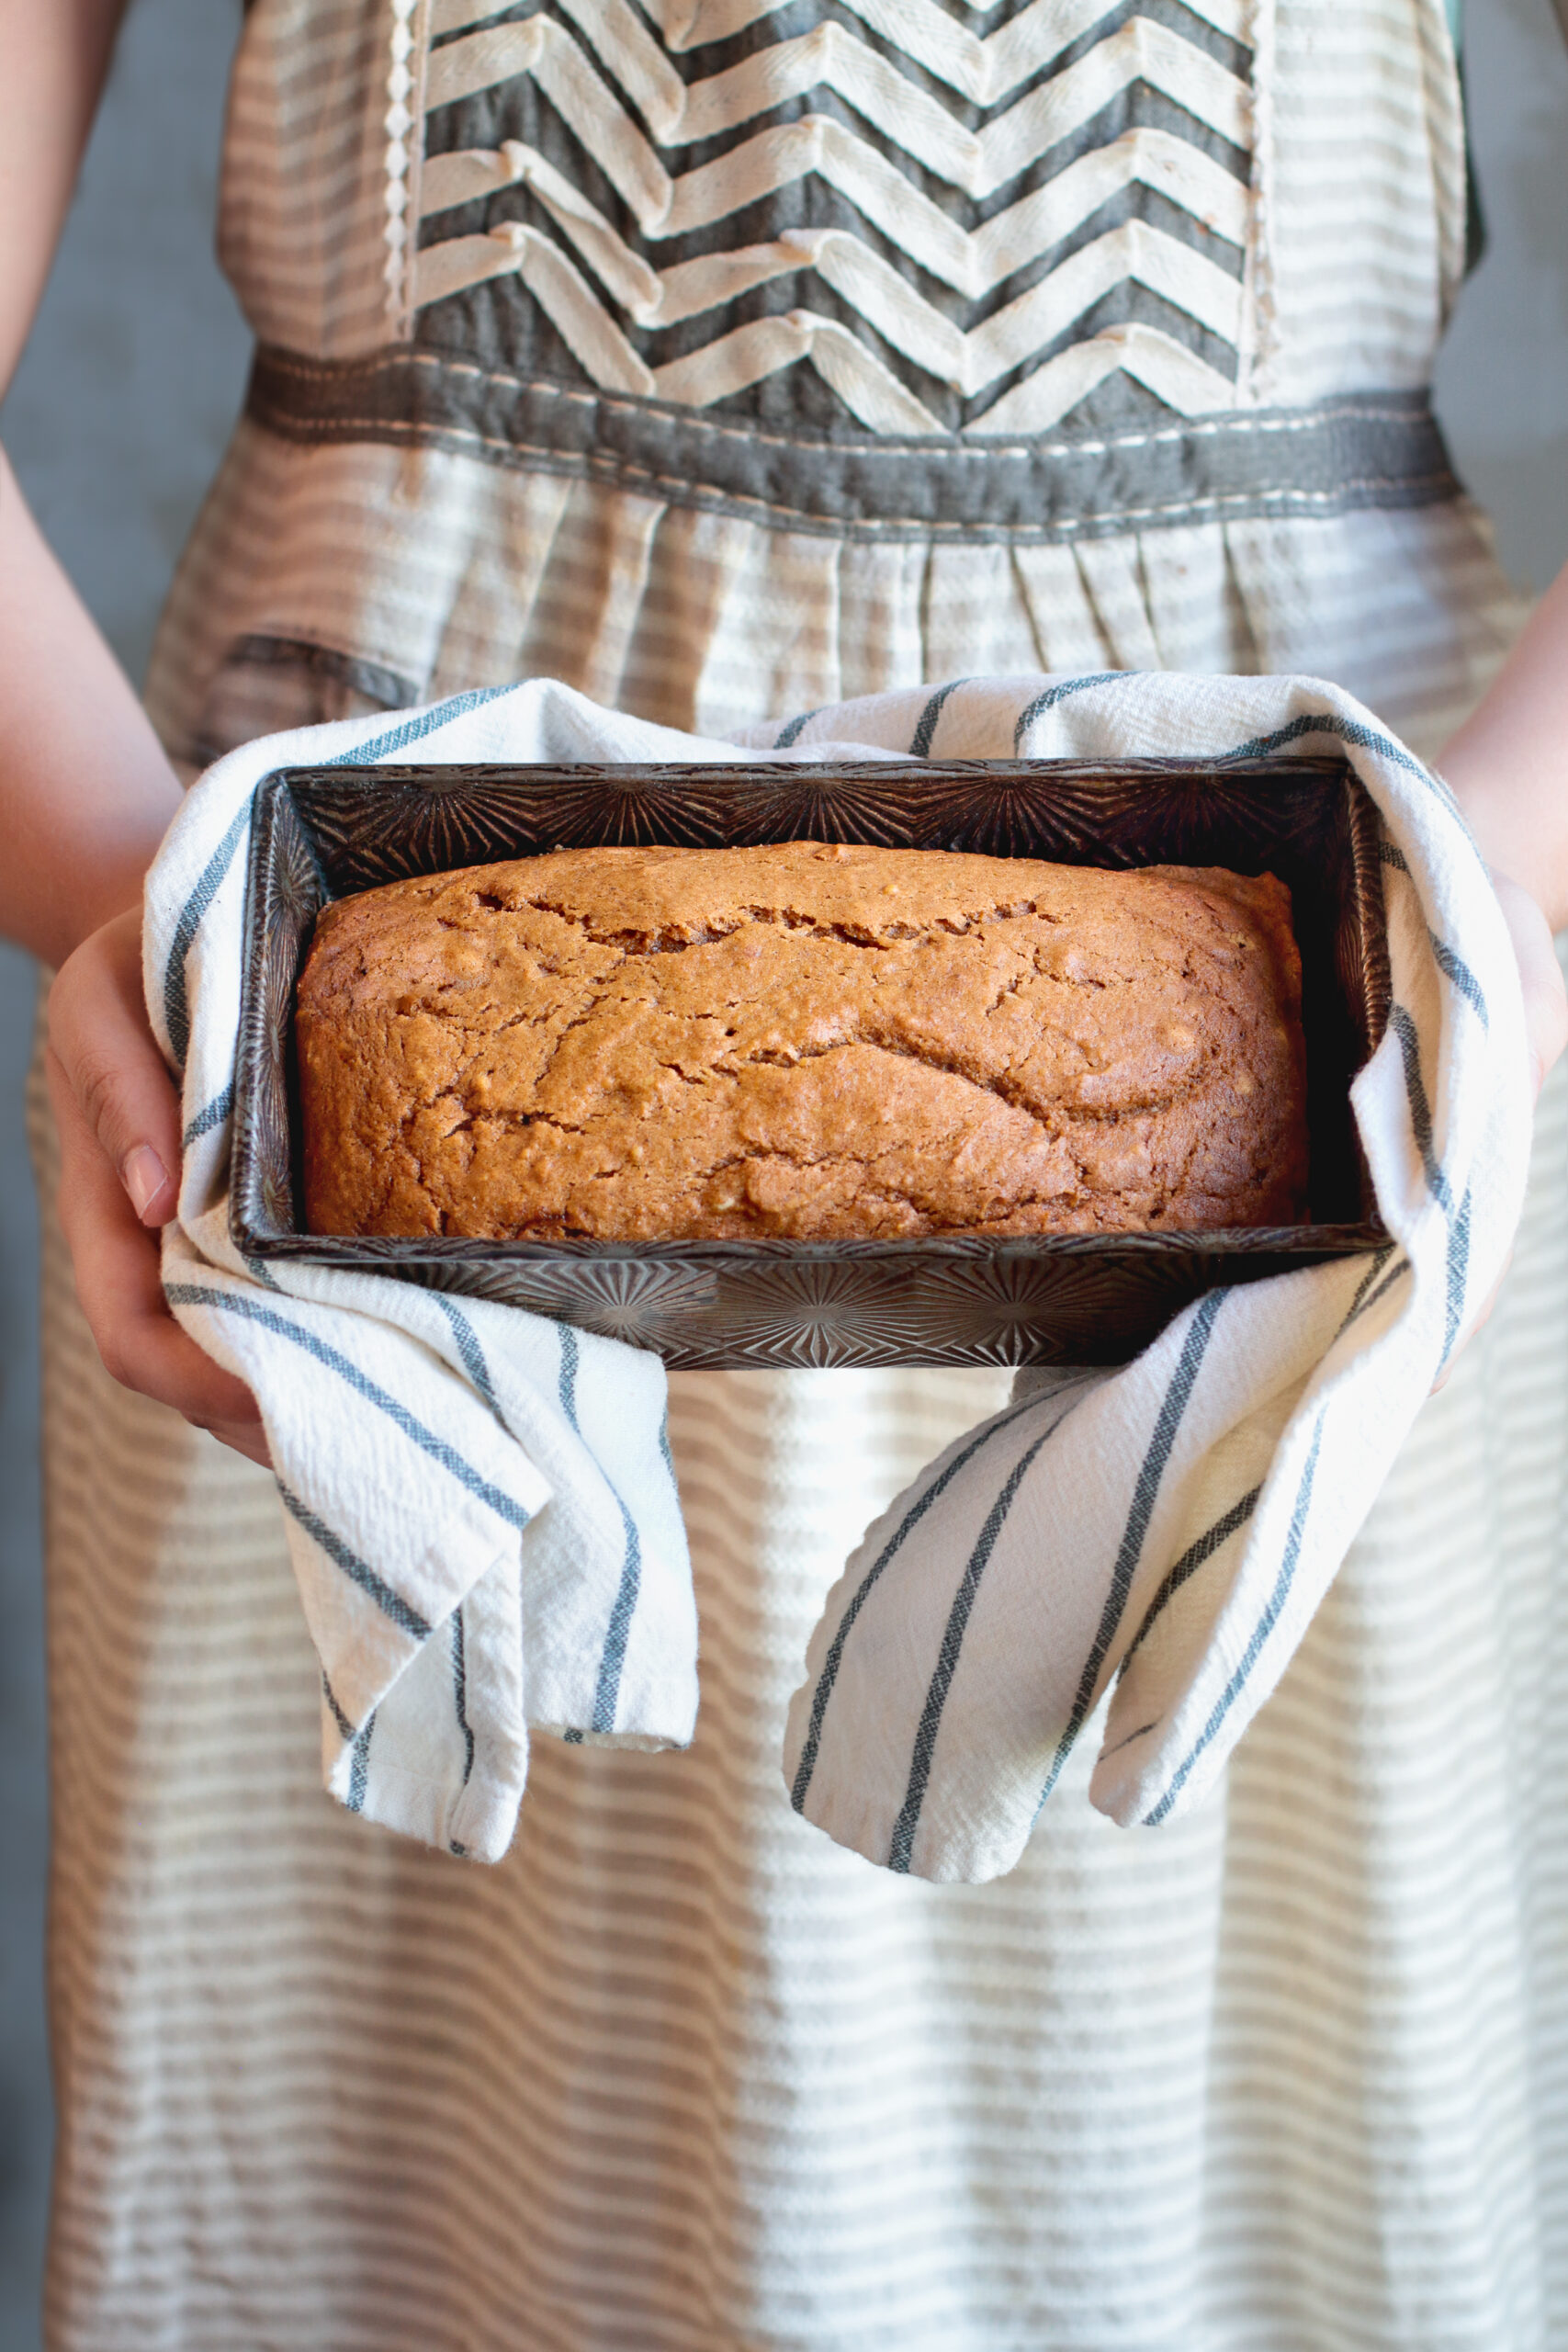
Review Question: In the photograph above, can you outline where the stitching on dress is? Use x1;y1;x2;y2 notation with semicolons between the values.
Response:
243;395;1459;537
254;345;1436;461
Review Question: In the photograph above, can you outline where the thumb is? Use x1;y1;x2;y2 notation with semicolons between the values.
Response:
47;909;184;1227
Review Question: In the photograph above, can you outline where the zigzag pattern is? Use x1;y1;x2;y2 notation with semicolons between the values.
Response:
408;0;1255;435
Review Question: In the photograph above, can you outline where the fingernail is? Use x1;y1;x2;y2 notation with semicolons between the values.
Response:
122;1144;170;1221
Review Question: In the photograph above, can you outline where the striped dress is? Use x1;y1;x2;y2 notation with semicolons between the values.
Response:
36;2;1568;2345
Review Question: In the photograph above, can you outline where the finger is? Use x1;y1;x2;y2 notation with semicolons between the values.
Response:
48;910;183;1225
48;1046;263;1430
199;1417;275;1469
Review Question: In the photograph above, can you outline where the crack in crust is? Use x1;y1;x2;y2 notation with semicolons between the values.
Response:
298;842;1310;1242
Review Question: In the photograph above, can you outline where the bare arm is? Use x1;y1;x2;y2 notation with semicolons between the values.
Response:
1442;566;1568;1095
3;0;263;1456
0;0;182;962
1443;563;1568;936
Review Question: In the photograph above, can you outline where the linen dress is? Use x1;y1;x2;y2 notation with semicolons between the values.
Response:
36;2;1568;2346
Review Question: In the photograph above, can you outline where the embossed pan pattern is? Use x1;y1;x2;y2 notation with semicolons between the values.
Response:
231;760;1391;1369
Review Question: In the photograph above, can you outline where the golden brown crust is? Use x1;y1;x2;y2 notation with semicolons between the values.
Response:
297;842;1310;1242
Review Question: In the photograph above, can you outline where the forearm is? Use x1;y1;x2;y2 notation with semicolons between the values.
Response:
1442;561;1568;935
0;0;171;967
0;447;180;967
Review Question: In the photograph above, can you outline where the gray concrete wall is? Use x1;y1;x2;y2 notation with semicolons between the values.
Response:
0;0;1565;2342
0;7;249;2344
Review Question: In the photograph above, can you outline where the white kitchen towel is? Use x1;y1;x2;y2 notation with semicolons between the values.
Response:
150;668;1529;1882
754;671;1533;1881
144;682;746;1861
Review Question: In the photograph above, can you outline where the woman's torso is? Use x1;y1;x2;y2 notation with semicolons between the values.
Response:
147;0;1517;765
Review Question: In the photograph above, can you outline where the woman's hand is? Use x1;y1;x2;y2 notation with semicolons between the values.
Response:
45;906;269;1466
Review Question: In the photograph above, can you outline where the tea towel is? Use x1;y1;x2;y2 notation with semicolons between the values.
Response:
150;671;1529;1882
144;683;741;1861
750;671;1532;1881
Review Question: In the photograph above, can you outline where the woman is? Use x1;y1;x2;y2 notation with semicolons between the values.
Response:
9;1;1568;2343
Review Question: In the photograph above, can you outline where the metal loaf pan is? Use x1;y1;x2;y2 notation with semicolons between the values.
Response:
231;758;1390;1370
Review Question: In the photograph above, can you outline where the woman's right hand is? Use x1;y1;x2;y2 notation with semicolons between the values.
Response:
45;905;270;1465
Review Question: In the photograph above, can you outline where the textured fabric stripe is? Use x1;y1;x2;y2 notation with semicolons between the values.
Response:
276;1482;434;1642
1430;937;1488;1026
164;1284;531;1531
908;676;971;756
321;1669;357;1742
182;1081;234;1148
451;1610;476;1789
319;685;514;766
590;1498;643;1737
886;1386;1089;1873
558;1324;579;1428
346;1710;376;1813
1376;834;1488;1027
1388;1004;1454;1213
1144;1416;1327;1826
432;1293;502;1418
1035;1289;1225;1810
790;1389;1054;1814
553;1324;645;1737
773;706;823;747
1122;1483;1261;1666
1012;667;1128;746
246;356;1465;542
163;804;250;1069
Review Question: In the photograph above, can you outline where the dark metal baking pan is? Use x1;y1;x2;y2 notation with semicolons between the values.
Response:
231;758;1390;1369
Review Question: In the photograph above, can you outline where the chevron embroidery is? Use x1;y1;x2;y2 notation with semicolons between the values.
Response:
400;0;1257;438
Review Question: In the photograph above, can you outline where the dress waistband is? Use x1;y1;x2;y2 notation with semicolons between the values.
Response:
247;346;1461;547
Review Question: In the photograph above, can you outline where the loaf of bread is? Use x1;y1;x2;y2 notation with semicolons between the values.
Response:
297;842;1309;1241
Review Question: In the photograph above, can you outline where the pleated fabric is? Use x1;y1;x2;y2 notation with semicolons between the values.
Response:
38;0;1568;2346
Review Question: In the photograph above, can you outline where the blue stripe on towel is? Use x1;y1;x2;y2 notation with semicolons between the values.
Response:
1429;939;1488;1027
558;1325;580;1428
164;804;251;1069
1374;839;1488;1025
886;1385;1089;1873
1221;710;1434;792
451;1609;475;1786
347;1710;376;1812
320;686;513;769
1342;1255;1410;1335
432;1293;502;1418
1386;1005;1469;1356
1387;1004;1452;1210
165;1283;532;1530
790;1382;1091;1815
277;1481;433;1640
591;1498;642;1737
1011;673;1129;752
182;1080;233;1147
1033;1291;1225;1815
321;1669;357;1741
909;678;972;757
1144;1416;1326;1826
557;1327;641;1737
1121;1483;1263;1670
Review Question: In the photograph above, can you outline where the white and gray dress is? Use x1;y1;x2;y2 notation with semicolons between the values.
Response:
38;2;1568;2345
